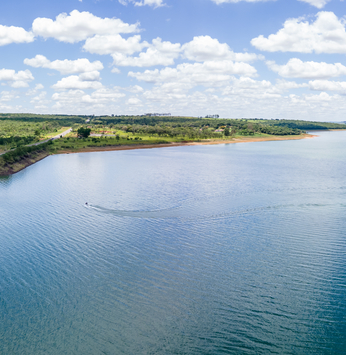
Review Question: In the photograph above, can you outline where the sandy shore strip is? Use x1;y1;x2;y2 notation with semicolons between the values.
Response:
56;133;316;155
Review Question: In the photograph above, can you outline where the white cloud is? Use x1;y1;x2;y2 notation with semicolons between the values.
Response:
112;35;259;69
275;79;308;90
51;88;126;113
78;71;101;81
144;82;194;96
32;10;139;43
83;33;260;71
251;11;346;53
221;77;308;99
0;91;17;102
112;38;181;67
81;88;126;104
119;0;164;7
46;84;346;120
109;35;261;69
267;58;346;79
30;91;47;103
0;25;34;46
129;60;257;90
127;97;142;105
0;69;34;87
298;0;331;9
182;35;261;62
83;34;145;55
309;79;346;93
133;76;310;120
26;83;45;96
52;75;103;90
126;85;144;93
24;55;104;75
52;90;85;109
304;92;332;101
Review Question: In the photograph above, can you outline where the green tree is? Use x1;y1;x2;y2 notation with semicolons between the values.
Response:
77;127;91;138
224;127;230;137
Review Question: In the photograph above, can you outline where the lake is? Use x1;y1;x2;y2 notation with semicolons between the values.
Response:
1;131;346;354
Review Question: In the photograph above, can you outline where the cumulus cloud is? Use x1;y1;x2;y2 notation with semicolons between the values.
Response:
78;71;101;81
304;92;332;101
126;85;144;93
35;83;44;90
143;82;194;97
182;35;261;62
0;91;17;102
221;77;306;99
26;83;45;96
251;11;346;53
32;10;139;43
52;75;103;90
298;0;331;9
0;25;34;46
309;79;346;93
24;55;104;75
81;88;126;104
111;35;260;69
51;88;126;113
83;34;145;55
112;38;181;67
129;60;257;89
30;91;47;104
0;69;34;87
267;58;346;79
84;32;260;70
52;90;85;110
275;79;308;90
119;0;164;7
127;97;142;105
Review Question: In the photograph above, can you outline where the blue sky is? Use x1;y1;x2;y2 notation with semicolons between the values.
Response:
0;0;345;120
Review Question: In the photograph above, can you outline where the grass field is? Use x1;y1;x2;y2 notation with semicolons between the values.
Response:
42;127;71;139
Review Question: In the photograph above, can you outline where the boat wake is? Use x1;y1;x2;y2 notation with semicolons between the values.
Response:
83;187;346;220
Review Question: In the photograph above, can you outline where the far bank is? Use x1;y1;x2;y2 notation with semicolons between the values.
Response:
0;133;315;176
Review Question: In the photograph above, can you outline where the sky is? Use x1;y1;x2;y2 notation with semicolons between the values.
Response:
0;0;346;121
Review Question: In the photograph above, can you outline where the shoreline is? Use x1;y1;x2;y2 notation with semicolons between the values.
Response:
1;133;315;176
55;133;316;155
0;151;49;176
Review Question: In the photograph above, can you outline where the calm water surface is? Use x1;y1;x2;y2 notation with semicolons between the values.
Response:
1;131;346;354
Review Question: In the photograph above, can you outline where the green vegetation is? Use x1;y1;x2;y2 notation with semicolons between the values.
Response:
0;141;52;175
77;127;91;138
1;141;52;164
0;112;345;175
0;119;68;152
85;116;305;137
245;118;346;131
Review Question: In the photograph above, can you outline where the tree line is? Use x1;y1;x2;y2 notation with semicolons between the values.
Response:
0;141;52;164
